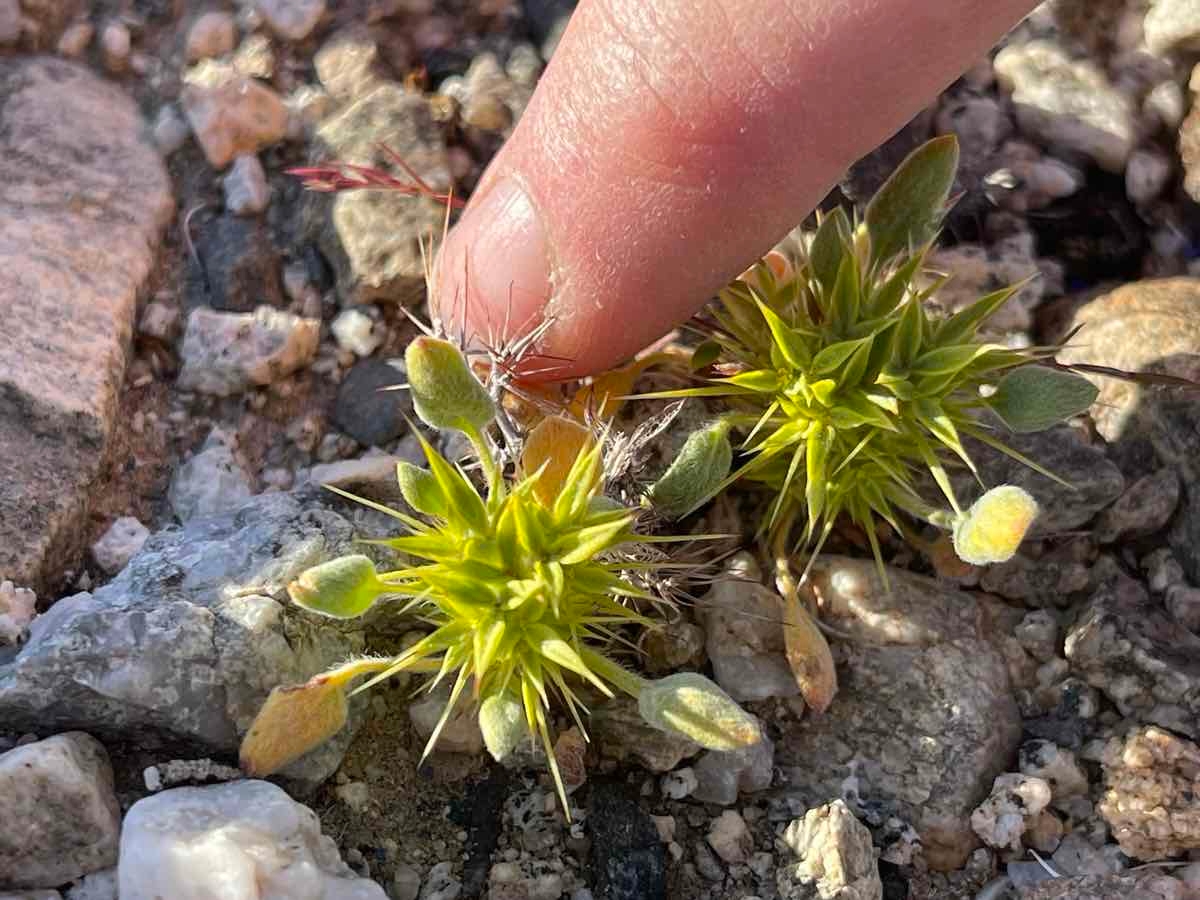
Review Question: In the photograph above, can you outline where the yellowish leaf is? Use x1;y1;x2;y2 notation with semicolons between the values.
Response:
520;416;593;508
239;674;348;776
567;352;675;422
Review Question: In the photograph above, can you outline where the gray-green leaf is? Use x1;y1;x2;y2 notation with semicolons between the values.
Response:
647;420;733;518
986;365;1099;433
865;135;959;266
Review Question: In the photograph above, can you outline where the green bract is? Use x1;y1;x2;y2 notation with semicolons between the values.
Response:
647;137;1094;570
241;339;759;814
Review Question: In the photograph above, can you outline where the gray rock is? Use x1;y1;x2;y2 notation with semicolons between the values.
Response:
188;212;285;313
332;358;412;447
0;491;368;789
0;891;62;899
1095;468;1180;543
0;58;172;592
955;425;1124;536
707;810;752;864
697;571;798;702
90;517;149;576
1019;872;1185;900
591;696;700;773
256;0;326;41
1065;574;1200;738
0;0;20;46
0;733;120;889
1015;611;1060;663
63;869;117;900
223;155;270;216
178;306;319;396
969;773;1052;852
994;40;1137;173
690;721;774;806
1166;583;1200;633
311;86;449;305
314;26;383;100
979;540;1093;608
1144;0;1200;54
168;432;254;523
118;780;387;899
1125;148;1173;205
778;801;881;900
777;558;1021;871
924;232;1051;335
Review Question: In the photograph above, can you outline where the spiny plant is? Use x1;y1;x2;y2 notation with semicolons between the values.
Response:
638;136;1098;711
240;335;761;814
649;136;1097;572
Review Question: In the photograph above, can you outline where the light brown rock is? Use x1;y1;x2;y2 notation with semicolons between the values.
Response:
1099;726;1200;860
779;800;882;900
0;57;172;591
181;64;288;169
1057;279;1200;442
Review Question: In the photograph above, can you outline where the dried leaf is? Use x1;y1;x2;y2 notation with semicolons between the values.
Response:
782;590;837;714
520;416;593;508
240;675;348;776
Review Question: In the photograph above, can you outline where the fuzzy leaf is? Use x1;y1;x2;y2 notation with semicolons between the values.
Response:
865;135;959;265
479;690;527;762
637;673;761;750
406;336;495;434
754;297;811;369
810;207;850;290
397;461;445;517
647;419;733;519
935;281;1025;345
811;336;872;376
240;675;348;776
288;555;388;619
865;252;924;318
953;485;1039;565
826;252;861;332
986;365;1099;433
690;340;723;371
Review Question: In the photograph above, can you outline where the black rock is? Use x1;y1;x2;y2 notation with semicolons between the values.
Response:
449;767;509;899
187;213;284;313
332;358;412;448
588;779;666;900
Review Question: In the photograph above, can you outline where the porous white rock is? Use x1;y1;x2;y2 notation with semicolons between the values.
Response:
91;517;149;575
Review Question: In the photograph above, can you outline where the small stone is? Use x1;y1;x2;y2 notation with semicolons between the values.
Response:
65;868;118;900
0;0;20;46
592;696;700;772
57;21;94;57
118;780;387;899
420;861;461;900
408;683;483;755
1166;583;1200;633
1015;611;1059;662
642;620;705;673
334;780;370;812
1145;0;1200;54
690;722;774;806
661;767;698;800
0;733;120;889
779;801;882;900
138;300;181;342
90;517;150;575
1065;577;1200;738
970;773;1052;852
186;11;236;63
332;358;412;447
0;581;36;646
994;40;1136;173
692;840;725;882
257;0;326;41
182;67;288;169
1099;726;1200;860
1145;80;1185;131
168;431;254;522
1051;832;1127;877
1095;468;1180;543
222;154;270;215
331;308;383;357
1019;741;1089;808
151;105;191;156
1126;148;1173;206
650;815;675;843
142;758;242;792
177;306;319;396
707;810;752;864
698;564;798;701
314;27;381;99
1025;810;1065;854
188;214;284;312
308;454;402;495
393;863;422;900
99;21;131;74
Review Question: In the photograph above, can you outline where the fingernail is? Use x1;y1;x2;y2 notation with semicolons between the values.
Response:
435;176;552;346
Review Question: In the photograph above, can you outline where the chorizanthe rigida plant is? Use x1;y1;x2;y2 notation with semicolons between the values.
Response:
239;335;761;815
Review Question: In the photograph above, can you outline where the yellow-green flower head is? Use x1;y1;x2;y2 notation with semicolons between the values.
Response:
952;485;1039;566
